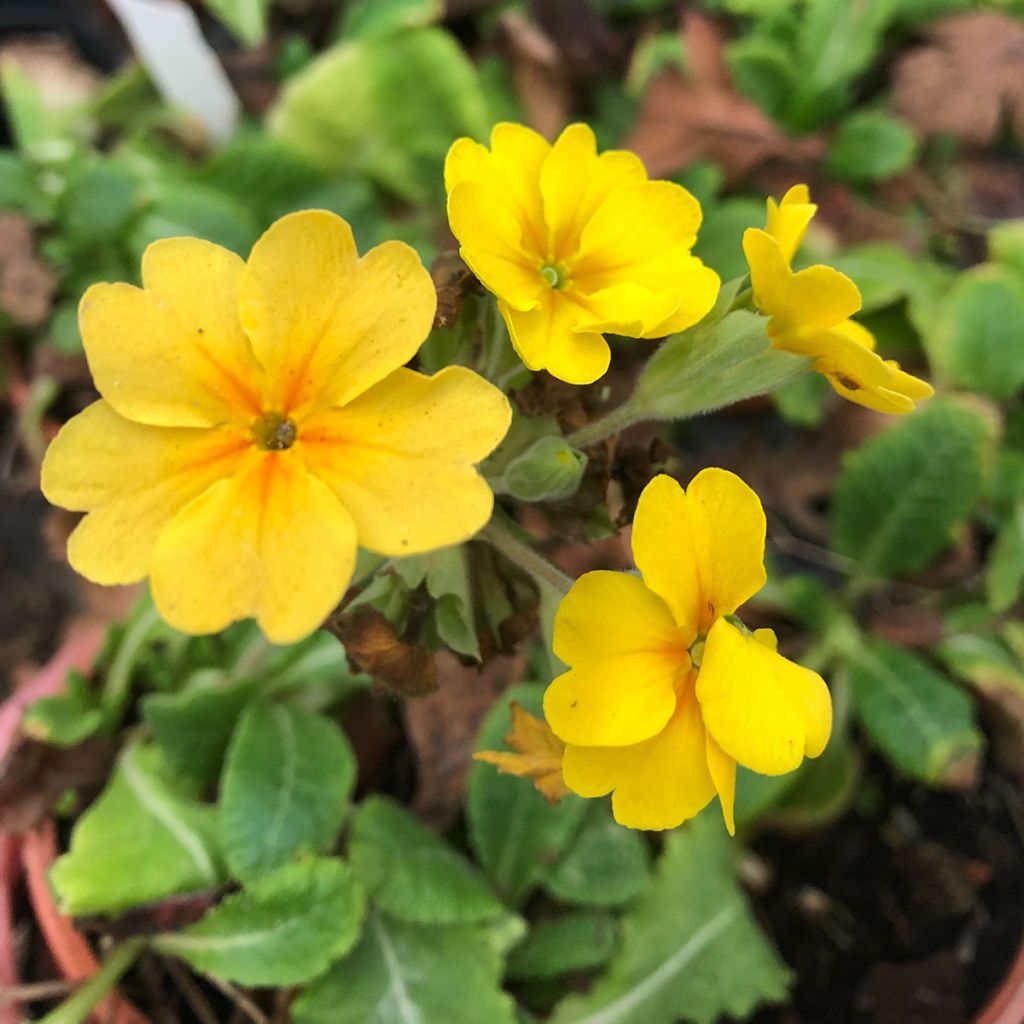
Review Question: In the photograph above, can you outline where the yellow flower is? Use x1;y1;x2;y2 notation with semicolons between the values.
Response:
444;122;720;386
543;470;831;832
743;185;934;415
41;211;511;644
474;702;570;803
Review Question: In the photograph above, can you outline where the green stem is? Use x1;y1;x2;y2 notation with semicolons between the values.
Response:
102;602;162;727
36;940;145;1024
566;400;646;449
480;519;573;597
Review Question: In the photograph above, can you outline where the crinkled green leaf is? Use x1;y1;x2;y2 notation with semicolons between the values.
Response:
831;401;990;582
826;110;917;183
61;161;139;242
630;310;807;423
219;700;356;881
154;858;364;985
508;911;618;981
349;795;503;924
468;685;586;908
292;912;517;1024
546;805;650;908
551;817;790;1024
846;638;983;785
51;743;225;915
930;265;1024;399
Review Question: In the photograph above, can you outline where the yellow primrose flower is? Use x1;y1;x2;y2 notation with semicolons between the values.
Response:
543;470;831;832
444;122;720;386
743;185;934;415
41;211;511;644
474;702;570;804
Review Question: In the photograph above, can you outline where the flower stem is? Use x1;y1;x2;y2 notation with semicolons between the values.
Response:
566;400;645;448
36;939;145;1024
480;519;573;597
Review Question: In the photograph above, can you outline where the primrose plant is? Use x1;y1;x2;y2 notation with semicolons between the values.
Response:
35;122;934;1020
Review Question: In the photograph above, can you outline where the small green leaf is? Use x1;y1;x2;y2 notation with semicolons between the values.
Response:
142;673;259;785
61;161;139;242
219;701;356;881
0;152;50;218
23;672;102;746
929;265;1024;399
831;401;990;582
425;546;480;659
826;110;917;183
338;0;444;39
988;220;1024;281
760;738;859;829
693;199;765;280
502;435;587;503
550;817;790;1024
630;310;807;423
773;371;830;428
468;685;586;908
987;499;1024;613
349;796;504;925
51;743;225;915
546;805;650;908
201;0;271;46
507;911;618;980
293;911;517;1024
846;638;983;785
154;858;364;986
727;36;796;122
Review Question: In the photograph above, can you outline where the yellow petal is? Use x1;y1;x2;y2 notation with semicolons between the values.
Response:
238;211;436;416
573;181;703;292
448;181;544;311
79;242;262;428
502;294;611;385
553;569;689;669
488;122;551;256
444;137;492;192
697;619;832;776
561;681;716;831
540;122;647;260
546;572;687;749
631;470;767;638
705;732;737;835
641;258;721;338
765;184;817;264
151;450;358;644
300;366;510;557
41;401;247;584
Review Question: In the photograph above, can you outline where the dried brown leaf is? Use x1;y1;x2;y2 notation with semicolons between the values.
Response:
0;215;56;328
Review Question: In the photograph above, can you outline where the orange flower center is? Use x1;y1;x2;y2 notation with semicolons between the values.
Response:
251;411;298;451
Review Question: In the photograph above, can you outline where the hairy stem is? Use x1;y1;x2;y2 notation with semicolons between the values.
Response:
566;401;646;449
480;519;573;597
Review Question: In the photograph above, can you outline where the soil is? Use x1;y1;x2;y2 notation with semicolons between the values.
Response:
748;755;1024;1024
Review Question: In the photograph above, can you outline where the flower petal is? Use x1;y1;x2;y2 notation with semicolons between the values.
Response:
80;239;262;427
705;733;737;836
238;211;435;415
641;258;721;339
448;181;544;311
540;122;647;260
631;470;766;637
561;680;716;831
697;619;832;776
300;366;510;557
41;401;246;584
765;184;816;265
488;122;550;256
151;450;358;644
502;294;610;385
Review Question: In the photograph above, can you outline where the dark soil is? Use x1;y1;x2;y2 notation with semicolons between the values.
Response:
749;756;1024;1024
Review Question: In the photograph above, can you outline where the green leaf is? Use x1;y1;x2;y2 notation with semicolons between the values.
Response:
988;220;1024;281
51;743;225;915
830;401;990;582
693;199;765;280
773;371;830;428
826;110;917;183
130;182;260;258
502;435;588;503
0;152;50;218
219;701;357;881
349;796;504;924
929;265;1024;399
550;818;790;1024
630;310;808;422
196;134;324;223
153;858;364;986
142;673;259;785
293;911;517;1024
727;36;796;122
270;29;489;202
507;911;618;980
425;545;480;659
468;685;586;908
846;638;983;785
987;499;1024;613
23;672;103;746
61;161;139;243
338;0;444;39
759;738;859;830
546;805;650;908
201;0;271;46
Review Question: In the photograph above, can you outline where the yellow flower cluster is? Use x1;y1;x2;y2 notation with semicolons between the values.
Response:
744;185;934;414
